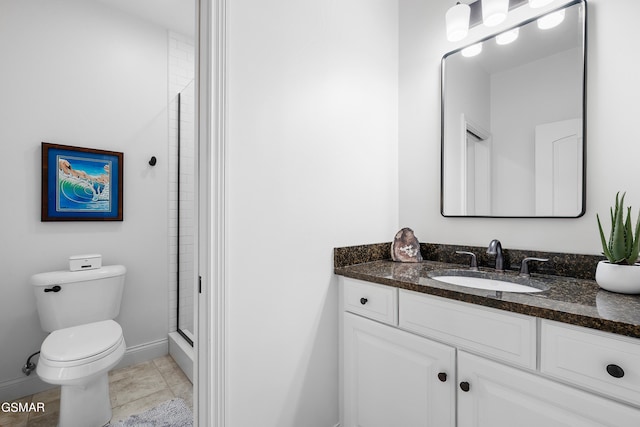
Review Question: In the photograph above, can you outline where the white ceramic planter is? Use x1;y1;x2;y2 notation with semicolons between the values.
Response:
595;260;640;294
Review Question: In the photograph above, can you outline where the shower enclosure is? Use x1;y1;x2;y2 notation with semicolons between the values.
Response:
168;77;197;381
167;28;196;381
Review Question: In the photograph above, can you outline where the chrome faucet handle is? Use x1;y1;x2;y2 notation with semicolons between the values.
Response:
456;251;478;271
519;257;549;277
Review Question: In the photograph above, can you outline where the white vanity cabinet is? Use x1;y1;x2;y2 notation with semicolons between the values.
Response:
340;277;640;427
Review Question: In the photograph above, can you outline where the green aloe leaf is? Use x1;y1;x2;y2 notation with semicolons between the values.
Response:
625;207;633;258
597;214;613;261
629;209;640;265
611;193;627;262
609;201;617;256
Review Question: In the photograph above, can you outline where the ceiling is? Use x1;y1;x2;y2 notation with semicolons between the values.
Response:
95;0;195;37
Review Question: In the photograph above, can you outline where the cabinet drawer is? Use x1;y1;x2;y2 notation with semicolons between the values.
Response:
399;290;536;369
541;320;640;406
342;278;398;326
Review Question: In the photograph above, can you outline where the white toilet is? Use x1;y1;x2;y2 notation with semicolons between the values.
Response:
31;265;126;427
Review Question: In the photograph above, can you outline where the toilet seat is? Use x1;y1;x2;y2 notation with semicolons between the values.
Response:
37;320;126;385
41;320;123;365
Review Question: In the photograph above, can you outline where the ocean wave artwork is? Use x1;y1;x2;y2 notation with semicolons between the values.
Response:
56;155;111;212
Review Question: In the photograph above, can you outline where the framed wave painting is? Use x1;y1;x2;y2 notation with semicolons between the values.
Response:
41;143;123;221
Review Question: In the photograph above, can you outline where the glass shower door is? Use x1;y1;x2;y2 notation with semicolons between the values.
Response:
177;80;196;345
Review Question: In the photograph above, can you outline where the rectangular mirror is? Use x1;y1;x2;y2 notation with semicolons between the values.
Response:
441;0;586;217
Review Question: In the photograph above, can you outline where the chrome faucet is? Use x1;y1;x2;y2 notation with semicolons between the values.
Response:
487;239;504;272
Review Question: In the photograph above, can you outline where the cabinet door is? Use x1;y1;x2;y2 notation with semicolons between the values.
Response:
343;312;455;427
458;351;640;427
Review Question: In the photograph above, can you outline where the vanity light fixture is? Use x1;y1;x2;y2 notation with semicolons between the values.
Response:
461;42;483;57
496;27;519;44
482;0;509;27
445;0;538;43
446;2;471;42
529;0;554;8
537;8;565;29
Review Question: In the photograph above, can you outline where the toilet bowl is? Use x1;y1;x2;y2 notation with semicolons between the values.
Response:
36;320;126;427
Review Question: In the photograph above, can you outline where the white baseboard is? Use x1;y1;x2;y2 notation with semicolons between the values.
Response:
116;337;169;369
0;374;52;403
0;338;169;402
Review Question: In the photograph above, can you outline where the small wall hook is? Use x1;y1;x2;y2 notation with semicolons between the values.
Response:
149;156;157;166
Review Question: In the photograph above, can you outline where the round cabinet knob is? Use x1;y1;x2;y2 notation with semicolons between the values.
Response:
459;381;470;392
360;298;368;305
606;364;625;378
438;372;447;382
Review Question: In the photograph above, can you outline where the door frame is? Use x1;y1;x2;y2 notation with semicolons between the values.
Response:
460;114;491;216
196;0;228;426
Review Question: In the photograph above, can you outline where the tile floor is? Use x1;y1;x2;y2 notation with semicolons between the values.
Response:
0;355;193;427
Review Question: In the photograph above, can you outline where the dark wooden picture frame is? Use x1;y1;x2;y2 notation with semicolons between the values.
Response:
41;142;123;221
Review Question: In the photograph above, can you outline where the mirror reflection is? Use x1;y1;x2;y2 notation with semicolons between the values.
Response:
441;0;586;217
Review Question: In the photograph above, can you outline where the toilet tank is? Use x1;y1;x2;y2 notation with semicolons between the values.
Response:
31;265;126;332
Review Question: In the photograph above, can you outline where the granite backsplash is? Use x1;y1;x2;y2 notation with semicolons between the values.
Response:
335;242;605;280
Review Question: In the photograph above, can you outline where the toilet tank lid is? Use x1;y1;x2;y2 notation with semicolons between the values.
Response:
31;265;126;287
69;254;102;260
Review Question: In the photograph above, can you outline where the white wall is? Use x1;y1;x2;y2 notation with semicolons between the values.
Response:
0;0;170;400
226;0;399;425
400;0;640;254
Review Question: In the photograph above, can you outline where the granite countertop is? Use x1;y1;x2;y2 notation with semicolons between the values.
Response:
335;259;640;338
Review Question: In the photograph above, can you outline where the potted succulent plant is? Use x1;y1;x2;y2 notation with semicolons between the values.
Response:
596;192;640;293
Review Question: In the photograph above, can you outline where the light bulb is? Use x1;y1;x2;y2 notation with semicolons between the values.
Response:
446;3;471;42
496;28;519;45
482;0;509;27
537;9;565;29
461;43;483;58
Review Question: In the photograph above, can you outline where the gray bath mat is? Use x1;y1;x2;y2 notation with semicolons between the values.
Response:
109;398;193;427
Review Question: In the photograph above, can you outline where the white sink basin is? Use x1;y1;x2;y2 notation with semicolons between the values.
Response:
431;275;545;293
